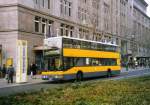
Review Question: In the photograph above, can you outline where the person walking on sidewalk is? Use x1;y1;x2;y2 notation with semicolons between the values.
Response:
2;64;6;78
30;63;37;79
0;65;2;78
7;65;14;83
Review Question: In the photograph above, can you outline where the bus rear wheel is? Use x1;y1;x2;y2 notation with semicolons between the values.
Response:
76;71;83;81
107;69;112;77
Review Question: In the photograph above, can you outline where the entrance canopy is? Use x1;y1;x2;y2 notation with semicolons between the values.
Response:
33;46;58;51
33;46;51;51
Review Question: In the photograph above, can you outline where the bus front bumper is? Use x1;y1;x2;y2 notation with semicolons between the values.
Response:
42;75;64;81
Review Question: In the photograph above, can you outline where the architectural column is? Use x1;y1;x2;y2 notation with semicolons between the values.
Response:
53;22;60;37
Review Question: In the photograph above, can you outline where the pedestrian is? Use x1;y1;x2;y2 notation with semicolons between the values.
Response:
7;65;14;83
30;63;33;78
0;65;2;78
2;64;6;78
30;63;37;79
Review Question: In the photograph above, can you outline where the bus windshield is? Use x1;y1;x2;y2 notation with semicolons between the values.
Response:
44;56;63;71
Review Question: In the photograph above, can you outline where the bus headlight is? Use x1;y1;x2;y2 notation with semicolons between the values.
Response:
42;75;48;79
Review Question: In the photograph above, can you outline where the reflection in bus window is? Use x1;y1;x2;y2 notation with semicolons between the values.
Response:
73;40;81;48
63;57;74;69
74;58;86;66
62;37;117;52
45;56;62;71
63;38;73;48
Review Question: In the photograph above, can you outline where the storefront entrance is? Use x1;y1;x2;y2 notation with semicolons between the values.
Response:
33;46;45;72
35;51;44;71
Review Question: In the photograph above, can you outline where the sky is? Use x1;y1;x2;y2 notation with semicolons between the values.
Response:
145;0;150;17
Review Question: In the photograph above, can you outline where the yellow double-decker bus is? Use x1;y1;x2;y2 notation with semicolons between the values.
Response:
42;36;121;81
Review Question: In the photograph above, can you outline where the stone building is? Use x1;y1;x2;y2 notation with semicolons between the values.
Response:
0;0;149;69
132;0;150;66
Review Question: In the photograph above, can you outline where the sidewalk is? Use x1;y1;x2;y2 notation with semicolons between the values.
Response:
121;67;150;73
0;75;48;89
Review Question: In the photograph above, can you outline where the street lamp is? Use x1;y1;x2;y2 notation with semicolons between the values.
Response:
43;25;47;70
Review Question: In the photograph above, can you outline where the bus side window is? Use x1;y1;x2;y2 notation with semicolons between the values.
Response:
91;58;99;66
86;58;90;65
63;57;74;69
74;58;86;66
98;59;102;66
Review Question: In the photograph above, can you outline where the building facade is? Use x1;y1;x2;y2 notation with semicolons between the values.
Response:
0;0;149;69
131;0;150;66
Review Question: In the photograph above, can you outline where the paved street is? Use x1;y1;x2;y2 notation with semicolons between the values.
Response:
113;67;150;80
0;68;150;96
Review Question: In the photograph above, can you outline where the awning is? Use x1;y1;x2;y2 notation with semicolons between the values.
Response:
33;46;59;51
33;46;52;51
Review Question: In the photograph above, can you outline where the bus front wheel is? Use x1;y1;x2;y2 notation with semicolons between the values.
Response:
76;71;83;81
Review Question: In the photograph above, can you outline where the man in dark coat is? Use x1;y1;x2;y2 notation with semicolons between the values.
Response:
7;65;14;83
30;63;37;79
2;64;6;78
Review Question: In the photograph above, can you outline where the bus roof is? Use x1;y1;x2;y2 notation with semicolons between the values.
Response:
46;36;118;47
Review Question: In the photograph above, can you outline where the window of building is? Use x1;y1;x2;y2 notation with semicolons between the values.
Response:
60;0;64;13
79;28;89;39
78;7;81;19
70;27;73;37
60;0;72;17
48;20;53;37
69;2;71;16
92;0;98;9
35;0;38;4
104;3;110;31
64;1;67;15
42;18;46;34
34;16;40;32
82;0;87;3
42;0;44;7
34;16;54;36
60;24;64;36
78;7;88;22
48;0;50;9
40;0;51;9
65;26;69;36
60;23;74;37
